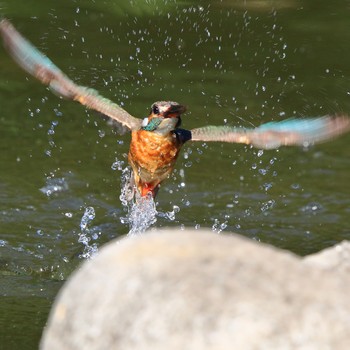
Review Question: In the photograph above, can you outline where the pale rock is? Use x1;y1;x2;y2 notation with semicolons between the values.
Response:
41;230;350;350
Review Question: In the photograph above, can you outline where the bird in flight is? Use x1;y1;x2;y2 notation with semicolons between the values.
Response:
1;19;349;199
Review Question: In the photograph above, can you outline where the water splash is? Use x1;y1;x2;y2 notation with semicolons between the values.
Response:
118;166;180;235
122;193;158;235
39;176;69;196
260;199;276;213
212;217;228;233
300;202;323;214
158;205;180;221
119;167;135;207
78;207;99;259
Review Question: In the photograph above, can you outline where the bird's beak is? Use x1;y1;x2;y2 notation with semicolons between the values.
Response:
165;104;187;118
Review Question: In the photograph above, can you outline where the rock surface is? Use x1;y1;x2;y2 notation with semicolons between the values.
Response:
303;240;350;273
41;230;350;350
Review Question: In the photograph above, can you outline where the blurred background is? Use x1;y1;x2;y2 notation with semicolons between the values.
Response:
0;0;350;348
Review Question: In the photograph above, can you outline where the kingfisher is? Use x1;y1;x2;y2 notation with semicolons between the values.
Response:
1;19;349;199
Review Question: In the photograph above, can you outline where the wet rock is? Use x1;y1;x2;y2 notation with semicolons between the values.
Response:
40;230;350;350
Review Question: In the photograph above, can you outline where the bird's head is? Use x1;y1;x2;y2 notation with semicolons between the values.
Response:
141;101;186;134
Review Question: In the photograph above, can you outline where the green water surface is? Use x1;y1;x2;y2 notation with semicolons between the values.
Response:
0;0;350;348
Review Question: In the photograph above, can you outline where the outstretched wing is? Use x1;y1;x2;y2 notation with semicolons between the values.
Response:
190;115;350;149
0;19;142;131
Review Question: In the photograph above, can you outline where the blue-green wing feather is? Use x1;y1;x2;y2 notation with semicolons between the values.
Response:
0;19;141;131
190;115;350;149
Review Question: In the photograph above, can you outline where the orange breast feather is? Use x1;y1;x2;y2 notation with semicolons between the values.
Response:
129;130;180;176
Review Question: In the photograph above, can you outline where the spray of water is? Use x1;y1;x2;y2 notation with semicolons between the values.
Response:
123;193;158;235
118;166;157;235
119;166;180;235
77;163;180;255
78;206;99;259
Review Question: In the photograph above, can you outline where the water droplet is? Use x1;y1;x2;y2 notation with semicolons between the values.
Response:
260;199;275;212
270;157;276;165
159;205;180;221
80;207;95;231
291;183;300;190
300;202;323;214
262;182;273;191
36;229;44;236
257;150;264;157
40;177;69;196
111;158;125;171
78;207;98;259
212;218;228;233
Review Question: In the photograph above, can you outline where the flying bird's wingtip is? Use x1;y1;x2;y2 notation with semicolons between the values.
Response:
328;113;350;136
334;113;350;124
0;18;11;31
0;18;16;46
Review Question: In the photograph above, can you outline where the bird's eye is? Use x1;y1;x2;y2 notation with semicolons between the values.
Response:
152;105;160;114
